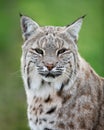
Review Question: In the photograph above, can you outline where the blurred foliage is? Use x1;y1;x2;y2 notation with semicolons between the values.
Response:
0;0;103;130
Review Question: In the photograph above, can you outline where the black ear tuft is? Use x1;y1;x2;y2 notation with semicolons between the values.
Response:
66;14;86;27
81;14;86;19
19;13;23;17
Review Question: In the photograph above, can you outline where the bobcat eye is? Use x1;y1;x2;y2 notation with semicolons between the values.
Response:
57;48;67;55
35;48;43;55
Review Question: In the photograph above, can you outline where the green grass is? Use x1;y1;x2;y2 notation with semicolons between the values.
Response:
0;0;103;129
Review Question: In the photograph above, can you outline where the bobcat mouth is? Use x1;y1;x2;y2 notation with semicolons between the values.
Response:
39;71;62;78
46;72;61;78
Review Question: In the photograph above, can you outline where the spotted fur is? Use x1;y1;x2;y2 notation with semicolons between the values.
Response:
20;15;104;130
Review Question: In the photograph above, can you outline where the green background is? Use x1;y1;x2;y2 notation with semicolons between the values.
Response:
0;0;103;130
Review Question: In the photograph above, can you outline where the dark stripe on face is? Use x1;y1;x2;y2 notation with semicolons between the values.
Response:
27;77;31;89
23;51;28;73
26;61;33;88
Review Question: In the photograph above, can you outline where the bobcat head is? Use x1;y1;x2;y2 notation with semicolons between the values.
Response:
20;15;85;83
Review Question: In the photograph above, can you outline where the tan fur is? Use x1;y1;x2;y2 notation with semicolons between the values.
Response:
20;15;104;130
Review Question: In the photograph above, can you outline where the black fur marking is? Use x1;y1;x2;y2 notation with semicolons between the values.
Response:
42;118;47;122
49;121;54;124
32;107;35;111
29;118;32;121
22;19;28;33
39;108;43;114
46;73;55;78
41;80;45;85
26;61;34;89
39;104;42;107
46;32;48;35
46;106;56;114
39;72;62;78
44;95;51;103
27;77;30;88
48;82;51;85
57;79;70;96
60;79;70;90
41;80;51;87
44;128;53;130
36;118;38;124
60;83;64;92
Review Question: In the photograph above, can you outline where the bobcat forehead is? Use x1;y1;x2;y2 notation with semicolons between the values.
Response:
41;26;65;34
20;15;104;130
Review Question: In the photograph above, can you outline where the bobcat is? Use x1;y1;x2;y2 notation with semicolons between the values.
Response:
20;15;104;130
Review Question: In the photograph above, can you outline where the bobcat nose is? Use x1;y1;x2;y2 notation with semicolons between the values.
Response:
45;63;54;71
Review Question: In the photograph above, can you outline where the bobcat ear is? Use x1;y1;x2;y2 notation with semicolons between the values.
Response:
65;15;86;42
20;14;39;40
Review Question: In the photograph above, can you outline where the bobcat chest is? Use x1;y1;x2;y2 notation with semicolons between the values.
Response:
28;93;62;130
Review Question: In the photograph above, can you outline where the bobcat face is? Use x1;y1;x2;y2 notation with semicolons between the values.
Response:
34;34;64;79
22;28;78;82
21;15;83;83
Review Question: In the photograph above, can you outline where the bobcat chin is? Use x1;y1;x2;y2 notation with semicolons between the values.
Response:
20;15;104;130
